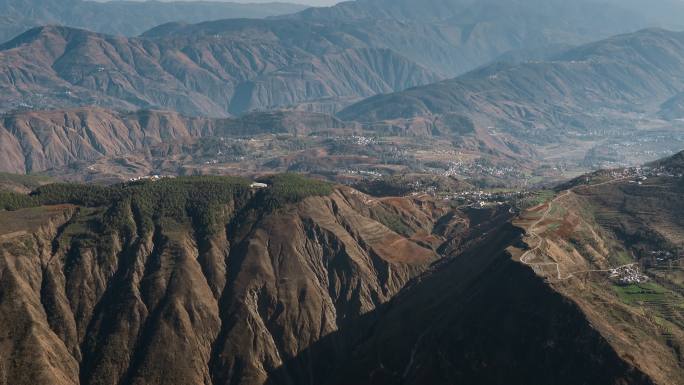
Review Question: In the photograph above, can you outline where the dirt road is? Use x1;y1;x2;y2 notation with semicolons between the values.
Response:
519;178;633;281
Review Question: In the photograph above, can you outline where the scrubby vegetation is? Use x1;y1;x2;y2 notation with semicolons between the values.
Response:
372;210;413;236
0;172;53;191
0;177;253;237
354;175;467;197
0;191;37;211
258;173;334;210
0;174;336;237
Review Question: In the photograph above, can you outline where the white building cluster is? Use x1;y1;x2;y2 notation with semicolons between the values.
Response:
128;175;174;182
610;264;648;285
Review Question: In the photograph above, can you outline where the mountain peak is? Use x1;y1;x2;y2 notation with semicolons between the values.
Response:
0;24;95;50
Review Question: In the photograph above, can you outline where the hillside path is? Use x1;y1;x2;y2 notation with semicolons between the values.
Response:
519;178;634;281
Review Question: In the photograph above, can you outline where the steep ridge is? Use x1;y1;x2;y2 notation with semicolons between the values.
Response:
0;0;306;44
289;223;657;385
340;29;684;140
0;107;354;174
0;175;484;385
0;24;438;116
263;153;684;385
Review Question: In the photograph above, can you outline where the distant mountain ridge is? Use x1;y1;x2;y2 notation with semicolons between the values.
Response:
0;0;306;44
3;28;684;176
340;28;684;140
2;0;684;117
287;0;684;76
0;24;438;116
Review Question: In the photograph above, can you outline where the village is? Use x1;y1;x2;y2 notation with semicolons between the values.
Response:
610;264;649;285
444;189;536;209
128;175;175;182
442;160;527;180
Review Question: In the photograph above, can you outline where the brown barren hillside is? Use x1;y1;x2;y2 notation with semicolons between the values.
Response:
0;107;355;174
511;158;684;384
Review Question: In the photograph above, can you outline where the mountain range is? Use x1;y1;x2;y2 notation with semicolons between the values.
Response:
0;24;438;116
3;0;684;117
2;0;684;384
290;0;684;76
4;27;684;180
340;28;684;142
0;174;474;385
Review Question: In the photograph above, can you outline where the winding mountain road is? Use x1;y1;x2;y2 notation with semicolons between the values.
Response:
519;178;634;281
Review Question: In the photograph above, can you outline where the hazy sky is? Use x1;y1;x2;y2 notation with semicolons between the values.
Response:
236;0;341;4
105;0;342;5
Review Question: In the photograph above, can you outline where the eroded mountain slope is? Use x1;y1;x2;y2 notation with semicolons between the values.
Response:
0;175;480;385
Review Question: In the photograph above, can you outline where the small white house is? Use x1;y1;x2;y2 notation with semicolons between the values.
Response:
250;182;268;189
